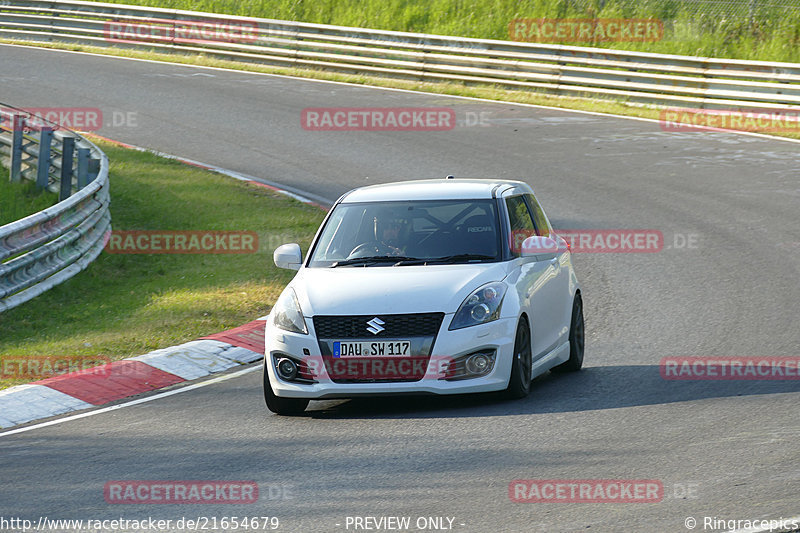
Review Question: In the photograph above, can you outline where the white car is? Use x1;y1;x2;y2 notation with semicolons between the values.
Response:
264;178;584;415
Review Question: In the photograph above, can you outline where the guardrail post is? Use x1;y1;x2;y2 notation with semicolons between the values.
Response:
420;38;427;81
88;157;100;183
9;114;24;183
59;136;75;201
76;147;90;189
36;127;53;190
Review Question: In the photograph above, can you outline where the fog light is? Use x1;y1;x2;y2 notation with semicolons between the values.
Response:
277;358;298;380
466;353;490;375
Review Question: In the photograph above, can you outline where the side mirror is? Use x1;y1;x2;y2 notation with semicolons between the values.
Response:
274;243;302;270
520;235;558;261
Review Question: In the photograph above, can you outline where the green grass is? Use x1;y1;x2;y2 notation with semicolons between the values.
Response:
0;141;325;390
86;0;800;63
0;175;58;226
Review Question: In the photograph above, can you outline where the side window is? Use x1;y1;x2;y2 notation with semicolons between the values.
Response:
506;195;536;256
525;194;552;237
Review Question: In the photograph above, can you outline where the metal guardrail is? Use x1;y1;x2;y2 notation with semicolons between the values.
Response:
2;0;800;110
0;103;110;313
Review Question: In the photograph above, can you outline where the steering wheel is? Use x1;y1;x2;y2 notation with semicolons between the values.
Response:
348;241;393;258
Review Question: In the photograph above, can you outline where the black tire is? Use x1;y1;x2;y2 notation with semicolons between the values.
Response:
263;361;309;415
504;320;532;399
551;294;584;373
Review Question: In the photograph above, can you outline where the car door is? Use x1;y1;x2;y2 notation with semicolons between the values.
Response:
505;194;568;361
525;193;572;349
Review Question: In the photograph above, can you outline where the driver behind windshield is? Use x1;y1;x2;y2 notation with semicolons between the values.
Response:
373;214;406;256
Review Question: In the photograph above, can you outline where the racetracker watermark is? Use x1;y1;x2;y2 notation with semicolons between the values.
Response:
660;357;800;380
276;354;484;382
104;18;258;44
511;229;664;253
104;231;258;254
559;229;663;253
0;107;139;131
300;355;459;381
660;108;800;133
103;481;260;504
0;107;101;131
301;108;456;131
0;356;111;379
509;479;663;503
509;18;663;42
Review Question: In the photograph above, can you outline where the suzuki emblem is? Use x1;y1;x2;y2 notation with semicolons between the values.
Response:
366;317;385;335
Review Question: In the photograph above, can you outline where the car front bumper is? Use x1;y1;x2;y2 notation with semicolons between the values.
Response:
265;316;517;399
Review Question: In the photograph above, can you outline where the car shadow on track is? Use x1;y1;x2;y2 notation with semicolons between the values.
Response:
302;364;800;419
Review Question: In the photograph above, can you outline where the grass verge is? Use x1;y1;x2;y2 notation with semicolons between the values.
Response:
0;174;58;226
83;0;800;63
0;140;325;391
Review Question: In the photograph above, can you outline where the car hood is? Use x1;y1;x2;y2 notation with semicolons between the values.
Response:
291;263;511;317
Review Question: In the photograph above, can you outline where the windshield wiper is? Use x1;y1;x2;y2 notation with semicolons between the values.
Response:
330;255;420;267
425;254;496;264
392;254;496;266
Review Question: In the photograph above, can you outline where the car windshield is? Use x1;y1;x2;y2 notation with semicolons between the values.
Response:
307;199;501;267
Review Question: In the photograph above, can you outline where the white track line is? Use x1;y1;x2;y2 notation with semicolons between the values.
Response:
83;134;334;207
0;365;260;438
3;42;800;146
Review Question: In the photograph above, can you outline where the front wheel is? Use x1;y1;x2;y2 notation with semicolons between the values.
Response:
551;294;584;373
504;320;532;399
263;361;309;415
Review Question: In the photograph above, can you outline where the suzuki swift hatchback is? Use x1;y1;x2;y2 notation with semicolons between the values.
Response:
264;178;584;415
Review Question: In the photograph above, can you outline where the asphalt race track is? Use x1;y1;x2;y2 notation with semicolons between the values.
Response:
1;44;799;533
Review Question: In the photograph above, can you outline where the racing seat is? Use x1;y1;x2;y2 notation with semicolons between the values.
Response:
457;215;498;257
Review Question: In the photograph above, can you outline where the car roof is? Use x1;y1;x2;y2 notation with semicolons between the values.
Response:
340;178;533;203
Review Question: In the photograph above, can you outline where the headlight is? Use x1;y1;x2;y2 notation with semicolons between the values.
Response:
273;288;308;334
449;282;507;330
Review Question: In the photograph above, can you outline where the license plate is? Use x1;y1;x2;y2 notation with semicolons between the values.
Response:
333;340;411;358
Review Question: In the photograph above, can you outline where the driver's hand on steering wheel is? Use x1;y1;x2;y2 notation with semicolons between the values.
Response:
385;244;403;256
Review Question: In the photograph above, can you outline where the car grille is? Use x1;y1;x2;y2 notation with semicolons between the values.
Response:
312;313;445;383
313;313;444;339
